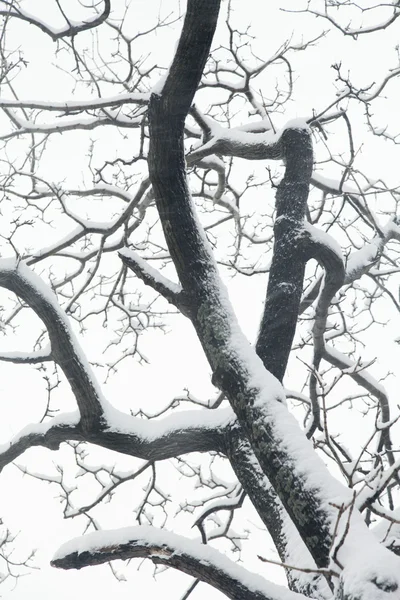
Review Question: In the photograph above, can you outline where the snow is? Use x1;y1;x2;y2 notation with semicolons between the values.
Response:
303;221;344;262
0;344;51;362
53;525;305;600
0;411;80;455
102;403;235;440
345;237;382;280
119;248;182;294
152;71;169;95
0;258;108;407
324;345;388;397
281;118;310;133
311;172;359;195
0;92;149;111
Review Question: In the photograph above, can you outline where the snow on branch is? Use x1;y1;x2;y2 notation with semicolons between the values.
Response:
187;118;288;165
0;0;111;41
300;216;400;313
0;93;149;112
301;3;400;37
0;403;232;472
345;217;400;283
322;345;393;461
0;258;105;430
0;345;52;364
0;412;80;472
119;248;192;317
0;111;142;141
301;222;345;437
51;525;307;600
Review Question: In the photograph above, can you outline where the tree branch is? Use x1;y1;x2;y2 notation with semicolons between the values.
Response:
0;0;111;41
119;248;193;318
51;526;308;600
255;124;313;382
0;259;105;431
0;406;230;472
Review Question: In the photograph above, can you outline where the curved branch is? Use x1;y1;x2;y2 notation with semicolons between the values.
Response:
302;223;345;436
0;0;111;40
51;526;307;600
0;259;105;430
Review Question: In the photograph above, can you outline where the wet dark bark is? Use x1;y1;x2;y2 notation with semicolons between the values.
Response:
256;129;313;382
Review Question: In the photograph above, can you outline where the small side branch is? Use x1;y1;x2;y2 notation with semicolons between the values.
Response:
119;248;193;318
0;0;111;41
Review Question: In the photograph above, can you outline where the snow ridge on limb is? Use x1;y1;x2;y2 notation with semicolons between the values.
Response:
225;429;332;600
119;248;194;318
186;117;310;167
0;346;52;364
0;259;105;430
0;404;231;473
0;93;149;112
52;525;308;600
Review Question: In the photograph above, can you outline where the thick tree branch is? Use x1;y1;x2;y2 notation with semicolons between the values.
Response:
51;526;308;600
226;428;331;599
0;259;104;431
146;0;336;570
255;125;313;382
145;2;400;587
0;406;230;472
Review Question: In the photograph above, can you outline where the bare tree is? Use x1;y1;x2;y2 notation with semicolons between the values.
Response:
1;1;400;599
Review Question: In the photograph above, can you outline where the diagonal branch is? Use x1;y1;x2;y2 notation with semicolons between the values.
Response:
0;259;105;430
119;248;193;318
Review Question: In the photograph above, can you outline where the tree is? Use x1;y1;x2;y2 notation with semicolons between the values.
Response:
0;0;400;598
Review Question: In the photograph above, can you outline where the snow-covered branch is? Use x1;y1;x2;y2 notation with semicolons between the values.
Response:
119;248;192;317
302;222;345;436
0;259;105;430
0;0;111;40
0;346;52;364
0;404;231;472
0;111;142;141
0;93;149;112
51;526;308;600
